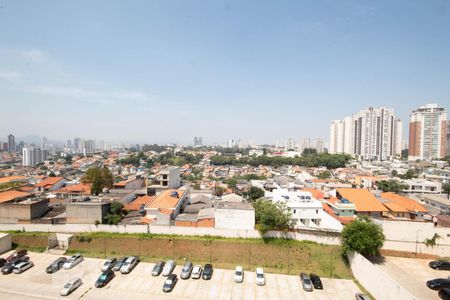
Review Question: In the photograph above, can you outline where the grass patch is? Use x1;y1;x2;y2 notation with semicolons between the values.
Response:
5;231;353;279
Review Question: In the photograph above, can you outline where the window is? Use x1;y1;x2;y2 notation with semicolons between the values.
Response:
316;210;318;214
293;209;296;214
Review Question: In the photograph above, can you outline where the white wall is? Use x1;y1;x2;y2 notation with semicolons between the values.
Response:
348;251;417;300
215;209;255;230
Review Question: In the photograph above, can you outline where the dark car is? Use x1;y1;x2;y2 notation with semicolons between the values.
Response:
95;269;115;288
163;274;177;292
202;264;213;280
113;257;127;272
0;258;6;268
439;288;450;300
430;260;450;271
6;249;27;262
1;256;29;275
309;273;323;289
427;278;450;290
152;261;165;276
46;257;68;274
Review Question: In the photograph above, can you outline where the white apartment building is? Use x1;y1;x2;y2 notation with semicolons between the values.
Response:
408;104;447;161
268;189;343;231
401;178;442;194
329;107;402;161
22;146;47;166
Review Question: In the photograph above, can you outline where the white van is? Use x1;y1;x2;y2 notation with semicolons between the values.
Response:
13;261;34;274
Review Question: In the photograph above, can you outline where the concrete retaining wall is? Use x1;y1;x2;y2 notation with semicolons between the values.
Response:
347;251;417;300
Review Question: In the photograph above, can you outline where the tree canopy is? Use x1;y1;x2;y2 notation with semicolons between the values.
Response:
244;186;265;201
341;215;385;257
443;183;450;199
82;167;114;196
376;180;408;193
253;198;296;234
210;153;351;169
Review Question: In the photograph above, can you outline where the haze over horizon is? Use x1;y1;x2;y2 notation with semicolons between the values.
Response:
1;1;450;145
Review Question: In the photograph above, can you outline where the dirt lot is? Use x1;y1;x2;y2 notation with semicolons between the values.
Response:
0;251;362;300
376;256;446;300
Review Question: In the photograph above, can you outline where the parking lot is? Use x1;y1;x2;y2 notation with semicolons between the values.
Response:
0;251;363;300
377;256;445;300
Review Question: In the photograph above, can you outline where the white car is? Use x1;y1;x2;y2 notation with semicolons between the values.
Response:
12;261;34;274
234;266;244;283
162;260;176;276
191;265;202;279
60;278;82;296
255;268;265;286
120;256;139;274
101;258;117;272
63;254;83;269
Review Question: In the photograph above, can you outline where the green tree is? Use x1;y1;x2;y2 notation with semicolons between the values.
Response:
104;213;122;225
110;201;124;215
82;167;114;196
213;185;226;197
443;183;450;199
253;199;296;234
245;186;265;201
391;170;398;177
317;170;331;179
341;215;385;257
377;180;408;193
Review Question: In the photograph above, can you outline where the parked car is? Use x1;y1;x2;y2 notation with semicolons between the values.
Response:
0;258;6;268
6;249;27;262
430;260;450;270
309;273;323;289
152;261;165;276
300;273;313;292
60;278;82;296
46;257;67;274
113;257;127;272
95;269;115;288
191;265;202;279
234;266;244;283
120;256;139;274
162;260;176;276
101;258;117;272
63;254;83;269
1;256;29;274
202;263;213;280
180;261;193;279
355;294;371;300
13;261;34;274
439;288;450;300
427;278;450;290
163;274;178;292
255;267;265;286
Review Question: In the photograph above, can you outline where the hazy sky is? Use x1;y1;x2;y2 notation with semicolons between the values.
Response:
0;1;449;145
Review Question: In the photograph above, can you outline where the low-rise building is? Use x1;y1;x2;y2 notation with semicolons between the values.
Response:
214;201;255;230
380;192;428;220
34;177;66;193
419;194;450;215
144;189;188;225
336;188;388;218
147;167;181;195
66;201;111;224
401;179;442;194
0;190;49;223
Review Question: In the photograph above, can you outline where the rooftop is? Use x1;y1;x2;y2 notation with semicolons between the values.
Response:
35;177;65;188
215;201;254;210
381;192;428;213
124;195;156;211
0;190;31;203
0;176;27;184
337;188;388;213
146;189;186;210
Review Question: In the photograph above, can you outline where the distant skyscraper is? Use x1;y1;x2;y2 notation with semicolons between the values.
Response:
7;134;15;152
73;138;82;152
315;138;324;153
329;107;402;160
285;138;295;150
82;139;95;154
42;136;48;150
22;145;46;166
409;104;447;160
447;121;450;156
194;136;203;148
66;139;72;149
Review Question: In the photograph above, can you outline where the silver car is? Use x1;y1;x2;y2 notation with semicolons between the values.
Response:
180;261;193;279
120;256;139;274
12;261;34;274
162;260;176;276
300;273;313;292
63;254;83;270
60;278;82;296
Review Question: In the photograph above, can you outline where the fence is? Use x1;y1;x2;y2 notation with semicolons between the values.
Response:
347;251;417;300
0;223;342;245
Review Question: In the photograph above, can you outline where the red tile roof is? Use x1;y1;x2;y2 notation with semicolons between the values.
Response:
35;177;65;188
124;195;156;211
337;188;388;213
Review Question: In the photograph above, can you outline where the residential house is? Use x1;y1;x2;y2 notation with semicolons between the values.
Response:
336;188;388;218
34;177;66;193
380;192;428;220
144;189;188;225
0;190;49;223
214;201;255;230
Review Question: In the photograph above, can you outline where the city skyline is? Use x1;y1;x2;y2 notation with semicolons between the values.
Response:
1;1;450;143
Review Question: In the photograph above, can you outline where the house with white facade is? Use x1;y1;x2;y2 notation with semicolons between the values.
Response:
267;189;343;231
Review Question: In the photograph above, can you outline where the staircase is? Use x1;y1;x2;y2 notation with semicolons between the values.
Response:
44;233;73;255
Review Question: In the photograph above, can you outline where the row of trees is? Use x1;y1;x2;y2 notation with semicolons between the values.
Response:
210;153;351;169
